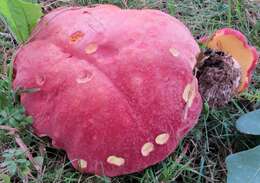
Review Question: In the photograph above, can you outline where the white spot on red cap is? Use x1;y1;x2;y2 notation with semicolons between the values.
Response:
76;70;93;84
182;78;197;120
169;47;180;57
36;75;45;86
155;133;170;145
107;155;125;166
78;159;87;169
141;142;154;157
85;43;98;54
182;80;196;108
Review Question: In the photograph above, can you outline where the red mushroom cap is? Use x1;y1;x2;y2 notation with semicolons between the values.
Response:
13;5;202;176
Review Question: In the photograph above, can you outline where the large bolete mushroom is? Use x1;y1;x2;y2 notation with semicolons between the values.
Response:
13;5;258;177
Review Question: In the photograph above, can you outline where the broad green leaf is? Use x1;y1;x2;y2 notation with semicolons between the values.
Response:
226;145;260;183
0;0;43;43
236;109;260;135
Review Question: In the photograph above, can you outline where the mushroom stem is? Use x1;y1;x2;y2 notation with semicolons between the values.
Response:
195;49;242;108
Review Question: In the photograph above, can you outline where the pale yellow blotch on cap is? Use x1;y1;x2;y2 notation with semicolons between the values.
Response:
155;133;170;145
141;142;154;157
169;47;180;57
107;155;125;166
182;79;196;108
183;84;191;102
78;159;87;169
85;43;98;54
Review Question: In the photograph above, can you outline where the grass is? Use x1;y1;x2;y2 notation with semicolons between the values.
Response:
0;0;260;182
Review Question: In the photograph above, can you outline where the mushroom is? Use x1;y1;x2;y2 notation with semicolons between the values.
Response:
13;5;258;176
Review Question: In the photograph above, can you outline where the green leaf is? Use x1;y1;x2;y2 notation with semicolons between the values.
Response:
7;161;17;176
14;149;24;156
226;145;260;183
16;159;27;164
236;109;260;135
0;174;11;183
0;0;43;43
21;167;30;176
